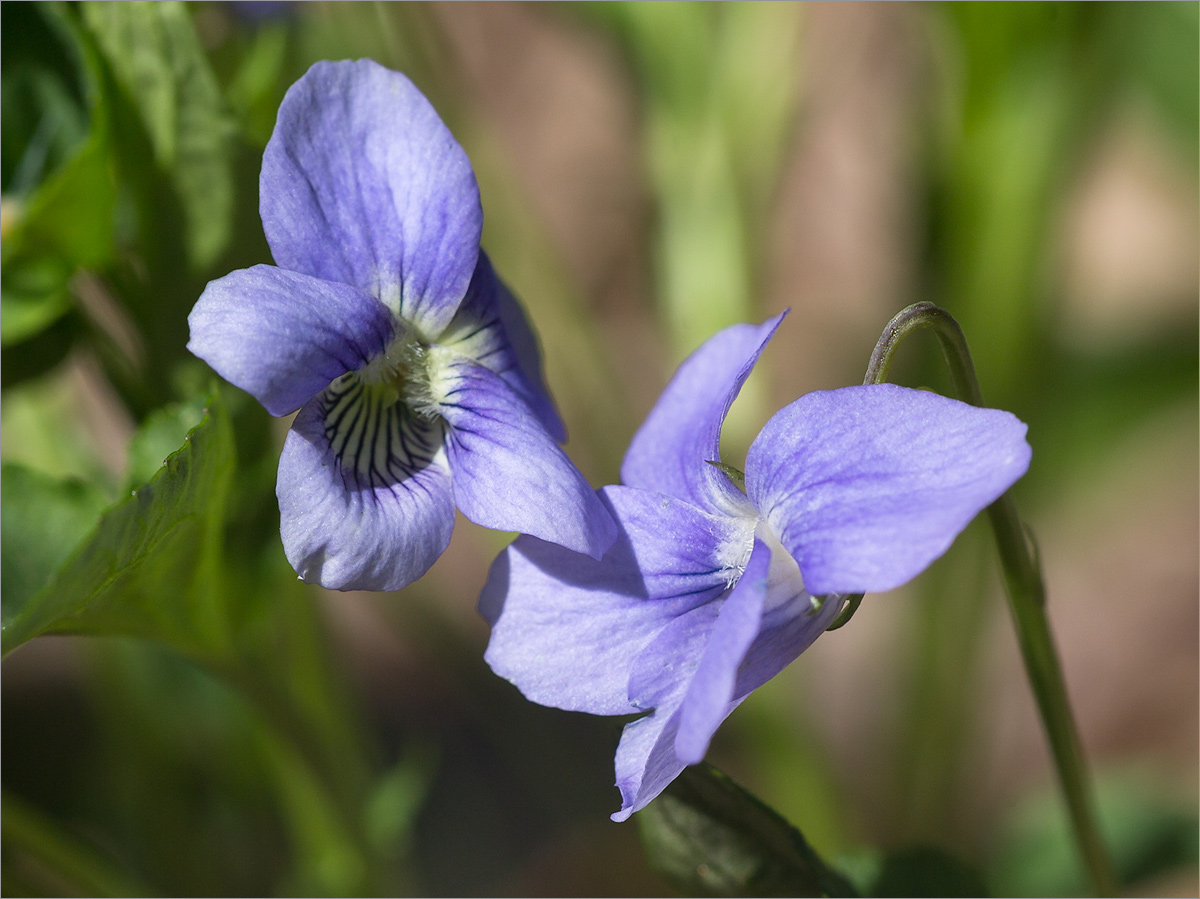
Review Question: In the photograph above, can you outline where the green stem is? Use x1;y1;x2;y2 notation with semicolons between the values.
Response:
865;302;1118;897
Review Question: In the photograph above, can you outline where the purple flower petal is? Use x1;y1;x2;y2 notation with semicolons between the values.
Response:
746;384;1032;595
611;557;843;823
611;678;707;822
674;538;771;764
625;600;722;713
438;251;566;442
277;391;455;592
732;591;843;700
438;358;616;558
621;313;786;516
260;59;481;335
188;265;395;416
481;485;750;715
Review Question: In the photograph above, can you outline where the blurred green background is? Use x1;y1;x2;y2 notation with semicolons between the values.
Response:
2;2;1196;895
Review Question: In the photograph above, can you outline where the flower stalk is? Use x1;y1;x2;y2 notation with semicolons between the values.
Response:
865;301;1118;898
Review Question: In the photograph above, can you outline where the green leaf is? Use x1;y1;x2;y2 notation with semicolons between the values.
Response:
1;464;110;629
867;848;989;898
991;773;1199;897
637;762;857;897
124;393;209;489
0;257;74;346
0;388;235;658
80;1;236;270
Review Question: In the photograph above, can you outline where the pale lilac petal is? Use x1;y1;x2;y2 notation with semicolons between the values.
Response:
480;485;749;715
610;572;843;823
261;59;480;334
187;266;394;416
732;593;843;700
625;601;721;712
621;314;786;517
439;358;616;558
611;699;697;823
674;538;771;764
746;384;1032;595
437;251;565;441
277;391;455;592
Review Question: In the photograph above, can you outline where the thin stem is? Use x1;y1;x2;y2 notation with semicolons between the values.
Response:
865;302;1118;897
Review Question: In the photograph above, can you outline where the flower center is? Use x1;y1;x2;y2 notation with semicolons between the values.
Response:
721;518;817;626
355;329;440;420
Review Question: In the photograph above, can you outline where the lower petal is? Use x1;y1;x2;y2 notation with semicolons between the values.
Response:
277;392;455;592
481;485;748;716
612;544;842;822
674;538;771;764
612;700;696;823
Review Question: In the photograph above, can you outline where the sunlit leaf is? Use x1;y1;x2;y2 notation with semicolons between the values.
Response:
0;388;235;657
81;1;236;269
124;393;208;489
1;464;110;628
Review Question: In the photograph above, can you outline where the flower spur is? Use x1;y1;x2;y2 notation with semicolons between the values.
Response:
188;59;615;591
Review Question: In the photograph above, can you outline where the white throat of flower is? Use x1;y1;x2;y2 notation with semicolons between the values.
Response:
356;328;443;420
720;516;815;623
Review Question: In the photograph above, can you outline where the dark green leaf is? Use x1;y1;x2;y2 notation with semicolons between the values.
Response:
0;389;235;657
81;1;236;270
637;762;857;897
1;790;152;898
0;257;74;346
868;848;989;898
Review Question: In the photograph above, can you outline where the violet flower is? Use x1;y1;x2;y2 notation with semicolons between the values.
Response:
481;312;1031;821
188;60;615;591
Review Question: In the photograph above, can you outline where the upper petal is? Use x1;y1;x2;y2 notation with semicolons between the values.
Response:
277;388;455;592
436;355;615;558
260;59;481;334
746;384;1032;595
188;265;395;416
480;485;749;716
436;251;566;441
621;313;786;517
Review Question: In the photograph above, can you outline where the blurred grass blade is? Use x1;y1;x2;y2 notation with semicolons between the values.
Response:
1;790;152;897
1;127;115;346
0;388;234;657
638;762;857;897
80;0;236;270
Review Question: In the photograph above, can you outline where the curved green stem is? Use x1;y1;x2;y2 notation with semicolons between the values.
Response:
865;302;1118;897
